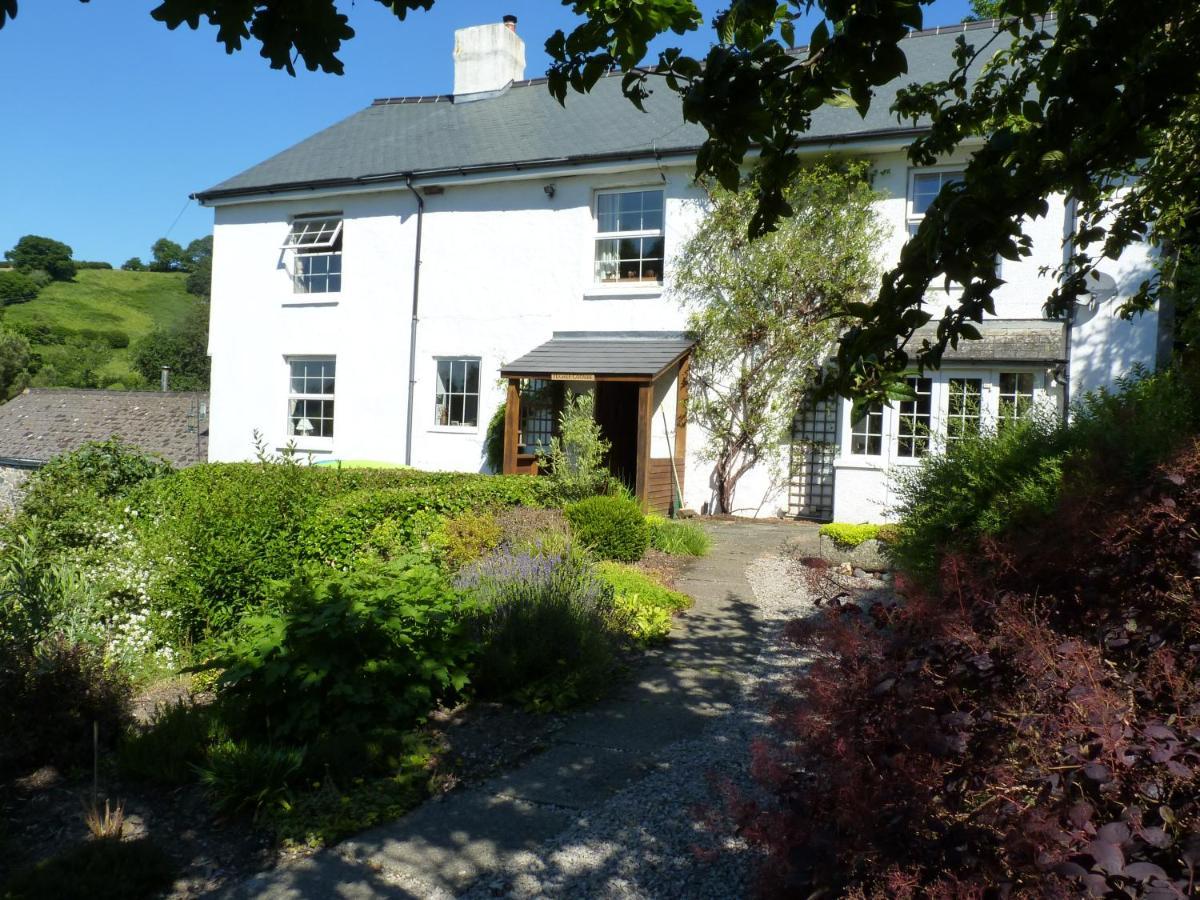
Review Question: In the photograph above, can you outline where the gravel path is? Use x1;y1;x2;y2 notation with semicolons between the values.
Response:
459;552;821;899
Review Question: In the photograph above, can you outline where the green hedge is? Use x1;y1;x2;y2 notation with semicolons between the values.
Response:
564;495;649;562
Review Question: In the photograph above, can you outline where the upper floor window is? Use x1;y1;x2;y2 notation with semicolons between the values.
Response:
907;170;964;237
435;358;480;428
284;214;342;294
850;402;884;456
595;189;664;285
288;357;335;438
896;376;933;458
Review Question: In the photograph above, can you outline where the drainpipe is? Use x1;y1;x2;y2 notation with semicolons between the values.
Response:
403;176;424;466
1060;196;1078;425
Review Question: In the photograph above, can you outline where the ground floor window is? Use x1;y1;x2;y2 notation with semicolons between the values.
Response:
288;357;335;438
896;376;933;458
946;377;984;443
998;371;1036;427
435;358;480;427
850;402;884;455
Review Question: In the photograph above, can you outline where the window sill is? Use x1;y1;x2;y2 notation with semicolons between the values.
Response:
583;284;663;301
428;426;480;435
277;444;334;456
283;298;340;308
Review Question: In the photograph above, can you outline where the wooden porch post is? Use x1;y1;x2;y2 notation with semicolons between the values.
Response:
634;382;652;510
502;378;520;474
673;354;690;507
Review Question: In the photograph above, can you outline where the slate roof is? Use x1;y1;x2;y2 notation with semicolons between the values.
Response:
912;319;1067;363
0;389;209;468
197;19;1022;202
501;332;694;379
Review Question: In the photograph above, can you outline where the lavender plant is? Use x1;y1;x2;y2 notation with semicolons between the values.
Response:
456;543;626;704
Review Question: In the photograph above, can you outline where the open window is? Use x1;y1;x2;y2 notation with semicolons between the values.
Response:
284;215;342;294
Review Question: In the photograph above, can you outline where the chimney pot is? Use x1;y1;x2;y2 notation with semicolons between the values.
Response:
160;366;171;393
503;15;517;32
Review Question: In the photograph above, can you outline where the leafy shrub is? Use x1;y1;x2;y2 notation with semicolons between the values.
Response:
203;557;472;745
0;269;40;305
646;514;711;556
428;510;503;570
727;383;1200;896
564;495;649;562
0;637;132;775
596;561;691;644
484;401;505;472
818;522;883;549
494;506;571;550
77;328;129;349
118;700;221;785
457;546;624;705
1;837;177;900
890;367;1200;581
19;439;172;550
298;475;549;568
536;392;616;501
196;740;305;818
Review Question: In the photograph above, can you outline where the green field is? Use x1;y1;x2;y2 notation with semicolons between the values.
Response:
3;269;198;388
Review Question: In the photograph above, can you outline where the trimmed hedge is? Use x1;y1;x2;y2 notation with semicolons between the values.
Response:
564;495;649;562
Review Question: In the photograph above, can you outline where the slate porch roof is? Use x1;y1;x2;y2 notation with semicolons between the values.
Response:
501;332;694;379
196;19;1026;202
0;389;209;468
911;319;1068;364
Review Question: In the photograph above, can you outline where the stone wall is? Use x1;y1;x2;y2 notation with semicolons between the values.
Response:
0;466;31;512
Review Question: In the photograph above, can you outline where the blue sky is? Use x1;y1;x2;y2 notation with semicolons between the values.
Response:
0;0;972;265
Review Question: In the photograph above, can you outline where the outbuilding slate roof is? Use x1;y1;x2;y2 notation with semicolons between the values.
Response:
197;19;1020;202
0;389;209;468
912;319;1068;364
501;332;694;379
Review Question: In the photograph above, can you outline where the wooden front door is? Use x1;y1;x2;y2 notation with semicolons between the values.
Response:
594;381;640;490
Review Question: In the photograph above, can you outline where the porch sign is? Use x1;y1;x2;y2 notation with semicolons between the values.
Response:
550;373;595;381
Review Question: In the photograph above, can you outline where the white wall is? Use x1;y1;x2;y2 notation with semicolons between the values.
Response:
207;144;1163;520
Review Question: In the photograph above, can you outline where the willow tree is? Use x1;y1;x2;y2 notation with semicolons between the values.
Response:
675;161;884;514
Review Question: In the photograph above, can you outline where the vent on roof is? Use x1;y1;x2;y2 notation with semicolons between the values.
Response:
453;19;525;100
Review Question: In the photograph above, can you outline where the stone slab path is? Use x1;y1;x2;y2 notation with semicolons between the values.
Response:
228;521;816;899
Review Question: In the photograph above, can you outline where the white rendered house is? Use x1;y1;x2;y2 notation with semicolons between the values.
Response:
196;17;1166;522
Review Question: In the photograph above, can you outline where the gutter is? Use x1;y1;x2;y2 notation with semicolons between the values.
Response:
403;176;424;467
192;126;935;204
0;457;45;470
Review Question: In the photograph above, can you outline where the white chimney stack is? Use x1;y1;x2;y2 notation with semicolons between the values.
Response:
453;16;525;99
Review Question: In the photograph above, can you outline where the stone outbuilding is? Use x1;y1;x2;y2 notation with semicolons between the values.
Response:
0;389;208;509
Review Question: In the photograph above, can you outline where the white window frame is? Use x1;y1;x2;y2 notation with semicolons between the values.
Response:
906;168;965;235
849;401;885;457
284;213;343;295
592;187;666;288
432;356;482;432
285;356;336;450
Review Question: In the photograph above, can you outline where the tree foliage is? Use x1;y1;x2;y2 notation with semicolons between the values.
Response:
4;234;75;281
674;161;884;513
5;2;1196;401
131;298;210;390
0;325;32;400
0;270;40;305
150;237;187;273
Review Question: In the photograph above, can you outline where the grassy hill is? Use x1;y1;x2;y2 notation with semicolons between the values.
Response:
3;269;199;389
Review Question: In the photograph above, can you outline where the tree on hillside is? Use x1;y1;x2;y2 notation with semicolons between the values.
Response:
674;161;884;514
5;1;1196;399
122;257;146;271
131;299;210;391
5;235;75;281
0;326;33;400
0;270;40;305
184;236;213;297
150;238;188;273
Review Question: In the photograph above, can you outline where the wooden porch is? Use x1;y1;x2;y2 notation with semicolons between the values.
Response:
498;333;693;515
